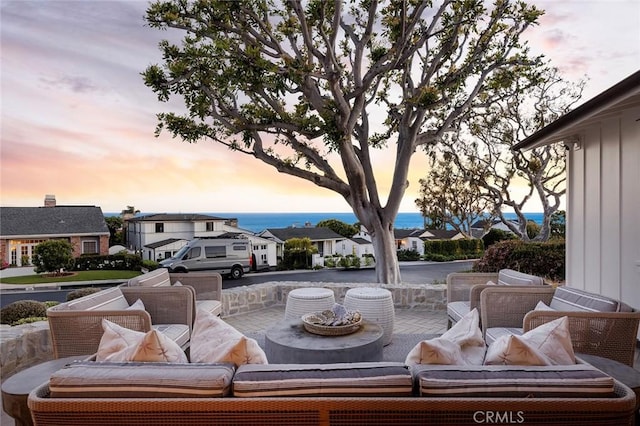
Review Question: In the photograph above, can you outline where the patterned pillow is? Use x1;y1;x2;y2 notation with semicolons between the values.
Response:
190;309;268;367
96;319;187;363
484;316;575;365
406;308;485;365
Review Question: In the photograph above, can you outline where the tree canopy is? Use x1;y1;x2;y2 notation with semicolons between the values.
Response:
316;219;359;238
143;0;543;283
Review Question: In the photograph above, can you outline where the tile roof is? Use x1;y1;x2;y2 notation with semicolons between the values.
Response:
0;206;109;237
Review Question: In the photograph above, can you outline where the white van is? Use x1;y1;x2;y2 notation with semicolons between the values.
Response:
159;237;252;279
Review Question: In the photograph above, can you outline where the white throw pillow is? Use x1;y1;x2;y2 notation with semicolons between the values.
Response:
190;309;268;367
484;316;575;365
126;298;146;310
405;308;486;365
535;301;554;311
96;319;187;363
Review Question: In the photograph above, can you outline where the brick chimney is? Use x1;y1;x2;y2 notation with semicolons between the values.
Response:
44;194;56;207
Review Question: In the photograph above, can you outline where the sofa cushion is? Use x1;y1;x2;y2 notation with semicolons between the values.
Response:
550;286;620;312
497;269;544;286
127;268;171;287
446;301;470;324
97;319;187;363
412;364;615;398
484;317;575;366
233;362;412;397
196;299;222;317
190;309;267;367
49;361;235;398
66;286;130;311
152;324;190;348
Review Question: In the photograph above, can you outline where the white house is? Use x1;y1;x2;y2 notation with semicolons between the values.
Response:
394;228;465;255
513;70;640;310
258;226;345;259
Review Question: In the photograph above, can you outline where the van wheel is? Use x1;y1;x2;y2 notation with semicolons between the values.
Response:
230;266;243;280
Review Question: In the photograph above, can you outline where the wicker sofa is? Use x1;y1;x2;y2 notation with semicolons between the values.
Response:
47;284;195;358
480;285;640;366
446;269;546;328
27;359;637;425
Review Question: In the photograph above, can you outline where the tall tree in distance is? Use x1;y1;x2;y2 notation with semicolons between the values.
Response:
440;66;584;241
415;159;492;236
143;0;543;283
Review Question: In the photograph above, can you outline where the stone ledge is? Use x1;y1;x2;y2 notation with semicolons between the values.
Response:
1;282;446;378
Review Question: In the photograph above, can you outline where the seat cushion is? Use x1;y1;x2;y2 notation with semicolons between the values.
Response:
498;269;544;286
127;268;171;287
412;364;615;398
196;299;222;317
233;362;412;397
447;301;470;324
550;287;620;312
152;324;190;348
49;361;235;398
485;327;523;345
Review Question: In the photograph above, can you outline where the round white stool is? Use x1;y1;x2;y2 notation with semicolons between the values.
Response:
344;287;395;345
284;287;336;321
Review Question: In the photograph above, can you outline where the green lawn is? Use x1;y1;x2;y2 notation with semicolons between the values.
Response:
0;270;141;285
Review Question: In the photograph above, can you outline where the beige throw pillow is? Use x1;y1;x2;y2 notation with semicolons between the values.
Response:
484;316;575;365
405;308;486;365
190;309;268;367
97;319;187;363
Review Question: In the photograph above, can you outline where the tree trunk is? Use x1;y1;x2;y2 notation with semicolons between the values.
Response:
365;217;401;285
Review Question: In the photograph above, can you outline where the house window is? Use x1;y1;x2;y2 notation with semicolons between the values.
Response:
206;222;215;232
82;240;98;254
155;223;164;233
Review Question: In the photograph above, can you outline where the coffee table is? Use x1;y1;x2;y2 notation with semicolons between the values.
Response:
265;320;383;364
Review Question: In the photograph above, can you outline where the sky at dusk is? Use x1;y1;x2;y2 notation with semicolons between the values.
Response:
1;1;639;214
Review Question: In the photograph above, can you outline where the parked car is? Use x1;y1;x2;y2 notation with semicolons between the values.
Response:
159;237;252;279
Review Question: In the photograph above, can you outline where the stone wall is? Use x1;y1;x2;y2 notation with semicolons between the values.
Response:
1;282;446;378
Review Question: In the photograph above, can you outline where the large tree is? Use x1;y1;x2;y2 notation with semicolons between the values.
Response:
439;66;584;241
143;0;543;283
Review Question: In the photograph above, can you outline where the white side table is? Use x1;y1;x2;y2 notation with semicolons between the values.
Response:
284;287;336;321
344;287;395;345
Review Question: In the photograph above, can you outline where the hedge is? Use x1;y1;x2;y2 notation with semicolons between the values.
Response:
72;254;142;271
423;239;484;261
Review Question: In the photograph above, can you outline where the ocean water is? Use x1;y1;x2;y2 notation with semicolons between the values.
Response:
109;211;543;233
208;211;544;233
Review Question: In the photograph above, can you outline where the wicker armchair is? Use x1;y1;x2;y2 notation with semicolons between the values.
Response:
169;271;223;317
480;285;640;366
47;286;195;358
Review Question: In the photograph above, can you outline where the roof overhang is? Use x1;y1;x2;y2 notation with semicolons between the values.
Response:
513;70;640;151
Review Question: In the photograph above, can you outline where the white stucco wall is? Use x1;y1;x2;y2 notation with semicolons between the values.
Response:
567;104;640;309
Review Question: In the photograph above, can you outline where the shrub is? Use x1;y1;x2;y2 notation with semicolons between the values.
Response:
32;239;74;274
73;253;142;271
66;287;101;301
397;249;421;261
482;228;516;248
1;300;47;325
142;259;160;271
473;239;565;282
424;239;483;261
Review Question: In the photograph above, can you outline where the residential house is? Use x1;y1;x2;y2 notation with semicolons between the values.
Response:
513;70;640;309
125;213;277;266
394;228;466;255
258;227;345;260
0;195;109;266
334;237;374;258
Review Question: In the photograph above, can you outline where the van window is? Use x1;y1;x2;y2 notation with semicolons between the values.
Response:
232;244;246;251
184;247;201;260
205;246;226;258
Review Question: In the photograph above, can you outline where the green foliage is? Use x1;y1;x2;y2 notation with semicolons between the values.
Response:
1;300;47;325
282;237;317;270
32;240;74;274
424;239;484;261
526;220;540;239
473;240;565;282
316;219;359;238
397;249;421;261
73;254;142;271
142;260;160;271
44;301;59;308
11;317;47;326
66;287;102;302
550;210;566;239
104;216;124;246
482;229;516;248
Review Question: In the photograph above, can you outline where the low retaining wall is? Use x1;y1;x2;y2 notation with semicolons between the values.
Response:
0;281;446;378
